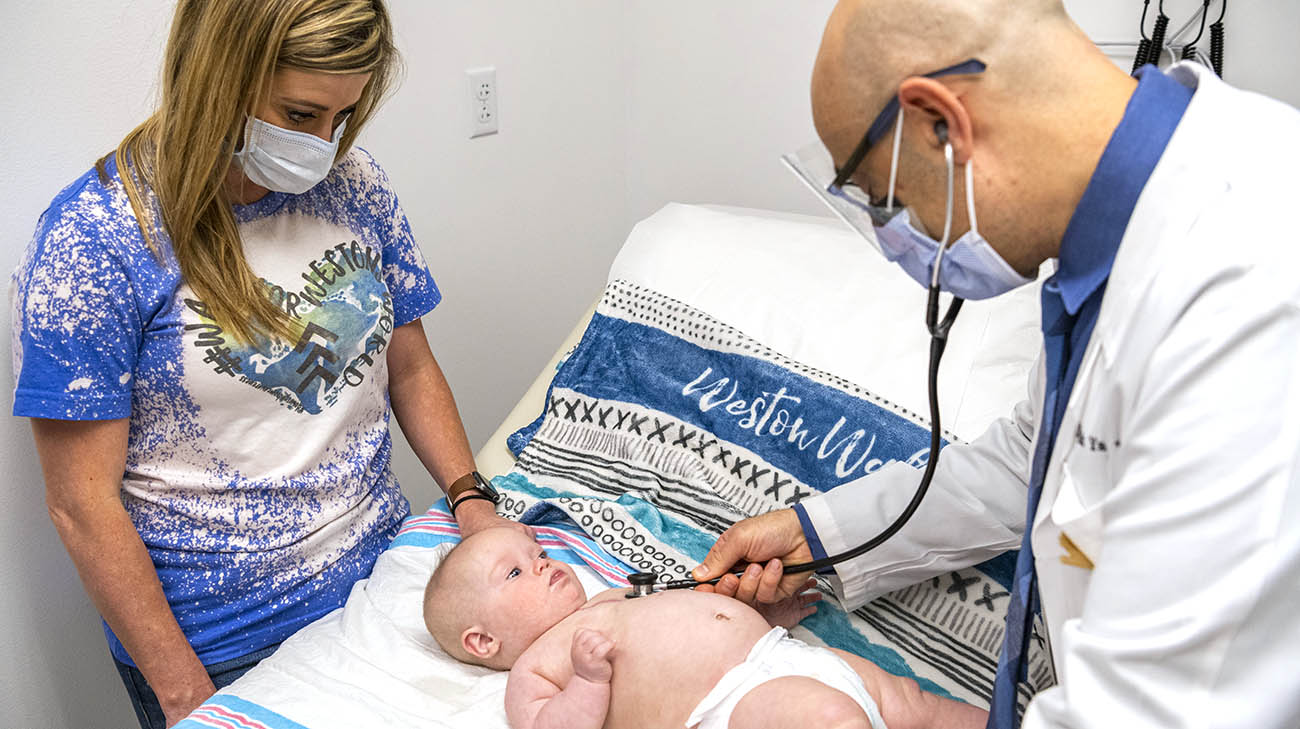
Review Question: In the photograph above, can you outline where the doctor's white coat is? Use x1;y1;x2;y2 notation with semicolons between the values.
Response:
801;63;1300;728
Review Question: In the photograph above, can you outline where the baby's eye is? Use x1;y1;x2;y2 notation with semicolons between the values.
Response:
538;550;548;559
507;567;520;580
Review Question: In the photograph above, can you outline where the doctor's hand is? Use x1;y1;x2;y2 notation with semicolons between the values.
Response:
454;498;535;540
692;509;814;605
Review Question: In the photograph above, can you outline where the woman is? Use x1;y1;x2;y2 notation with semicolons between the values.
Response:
9;1;517;726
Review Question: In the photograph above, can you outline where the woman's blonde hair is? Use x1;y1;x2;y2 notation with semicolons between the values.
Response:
102;0;399;343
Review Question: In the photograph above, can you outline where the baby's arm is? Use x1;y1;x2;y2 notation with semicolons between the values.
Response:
505;629;615;729
751;577;822;629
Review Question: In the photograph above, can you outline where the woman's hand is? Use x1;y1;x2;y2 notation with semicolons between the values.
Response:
454;497;534;539
692;508;815;605
160;675;218;727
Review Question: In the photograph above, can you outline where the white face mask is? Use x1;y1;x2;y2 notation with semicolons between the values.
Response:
232;116;346;195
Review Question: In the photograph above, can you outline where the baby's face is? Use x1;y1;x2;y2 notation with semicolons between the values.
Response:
463;528;588;653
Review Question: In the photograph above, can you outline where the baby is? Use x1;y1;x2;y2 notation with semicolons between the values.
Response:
423;527;987;729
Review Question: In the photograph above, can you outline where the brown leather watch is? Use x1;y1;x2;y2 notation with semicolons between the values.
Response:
447;471;500;515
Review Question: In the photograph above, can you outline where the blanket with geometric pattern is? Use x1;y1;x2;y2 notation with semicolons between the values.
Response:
502;279;1052;712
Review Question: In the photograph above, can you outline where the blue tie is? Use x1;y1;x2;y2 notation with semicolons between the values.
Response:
987;289;1074;728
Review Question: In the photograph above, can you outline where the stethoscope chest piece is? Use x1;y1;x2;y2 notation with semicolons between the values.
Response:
625;571;658;598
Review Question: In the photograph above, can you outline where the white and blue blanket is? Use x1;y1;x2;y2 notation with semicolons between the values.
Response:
177;279;1049;729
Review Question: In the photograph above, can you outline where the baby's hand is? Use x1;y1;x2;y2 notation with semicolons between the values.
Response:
753;578;822;629
570;628;615;683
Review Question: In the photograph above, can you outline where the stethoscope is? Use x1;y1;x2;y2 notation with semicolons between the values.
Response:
627;135;965;599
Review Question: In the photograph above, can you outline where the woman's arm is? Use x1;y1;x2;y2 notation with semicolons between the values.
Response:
387;319;522;536
32;417;215;725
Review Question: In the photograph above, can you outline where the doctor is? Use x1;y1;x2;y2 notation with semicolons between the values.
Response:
693;0;1300;727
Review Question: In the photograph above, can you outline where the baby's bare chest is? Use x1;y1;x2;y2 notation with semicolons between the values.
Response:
527;591;772;729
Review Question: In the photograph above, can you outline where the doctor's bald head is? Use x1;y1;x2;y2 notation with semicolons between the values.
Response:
811;0;1140;273
812;0;1071;152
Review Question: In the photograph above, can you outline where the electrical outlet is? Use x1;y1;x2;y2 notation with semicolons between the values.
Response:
466;66;497;138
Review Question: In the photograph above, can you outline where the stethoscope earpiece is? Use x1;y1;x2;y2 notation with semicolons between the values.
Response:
934;120;950;144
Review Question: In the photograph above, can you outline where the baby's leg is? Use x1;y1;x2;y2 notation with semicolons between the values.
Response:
726;676;873;729
829;648;988;729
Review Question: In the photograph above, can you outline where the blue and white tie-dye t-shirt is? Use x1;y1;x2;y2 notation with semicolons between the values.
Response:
10;148;441;666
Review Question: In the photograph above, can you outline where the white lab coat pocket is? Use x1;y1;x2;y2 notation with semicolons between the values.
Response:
1048;341;1120;569
1040;462;1106;644
1051;462;1104;569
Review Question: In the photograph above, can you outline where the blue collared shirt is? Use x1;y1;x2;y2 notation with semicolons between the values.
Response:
796;65;1194;577
1036;65;1193;472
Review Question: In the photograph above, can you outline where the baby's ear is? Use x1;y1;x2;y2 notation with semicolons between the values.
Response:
462;626;500;662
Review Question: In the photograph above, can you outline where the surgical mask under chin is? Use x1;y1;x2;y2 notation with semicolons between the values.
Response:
232;116;345;194
874;112;1031;300
873;160;1032;300
781;113;1032;301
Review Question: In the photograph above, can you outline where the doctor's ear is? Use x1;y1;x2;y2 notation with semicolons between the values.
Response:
462;627;500;661
897;77;974;164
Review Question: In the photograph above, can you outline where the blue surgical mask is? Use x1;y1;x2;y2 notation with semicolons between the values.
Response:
232;116;346;194
782;109;1032;300
870;110;1031;299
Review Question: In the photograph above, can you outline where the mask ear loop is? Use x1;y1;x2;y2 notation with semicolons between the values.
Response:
930;138;956;290
233;115;254;156
886;109;905;212
964;158;978;237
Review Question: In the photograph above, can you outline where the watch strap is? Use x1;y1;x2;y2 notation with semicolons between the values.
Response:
446;471;482;503
449;493;495;516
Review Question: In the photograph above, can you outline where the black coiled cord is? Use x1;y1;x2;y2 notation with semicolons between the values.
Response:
1147;0;1171;67
1132;0;1154;75
1210;0;1226;76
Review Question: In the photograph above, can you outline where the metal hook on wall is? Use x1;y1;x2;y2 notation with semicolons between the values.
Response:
1180;1;1211;61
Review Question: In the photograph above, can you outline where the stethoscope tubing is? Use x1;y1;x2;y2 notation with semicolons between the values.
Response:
639;286;960;594
768;287;961;576
641;142;965;595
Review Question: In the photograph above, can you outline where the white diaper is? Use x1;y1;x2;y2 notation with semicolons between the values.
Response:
685;627;887;729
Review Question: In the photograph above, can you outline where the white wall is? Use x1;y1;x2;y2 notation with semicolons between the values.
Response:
371;2;630;509
4;0;1300;727
622;0;839;224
